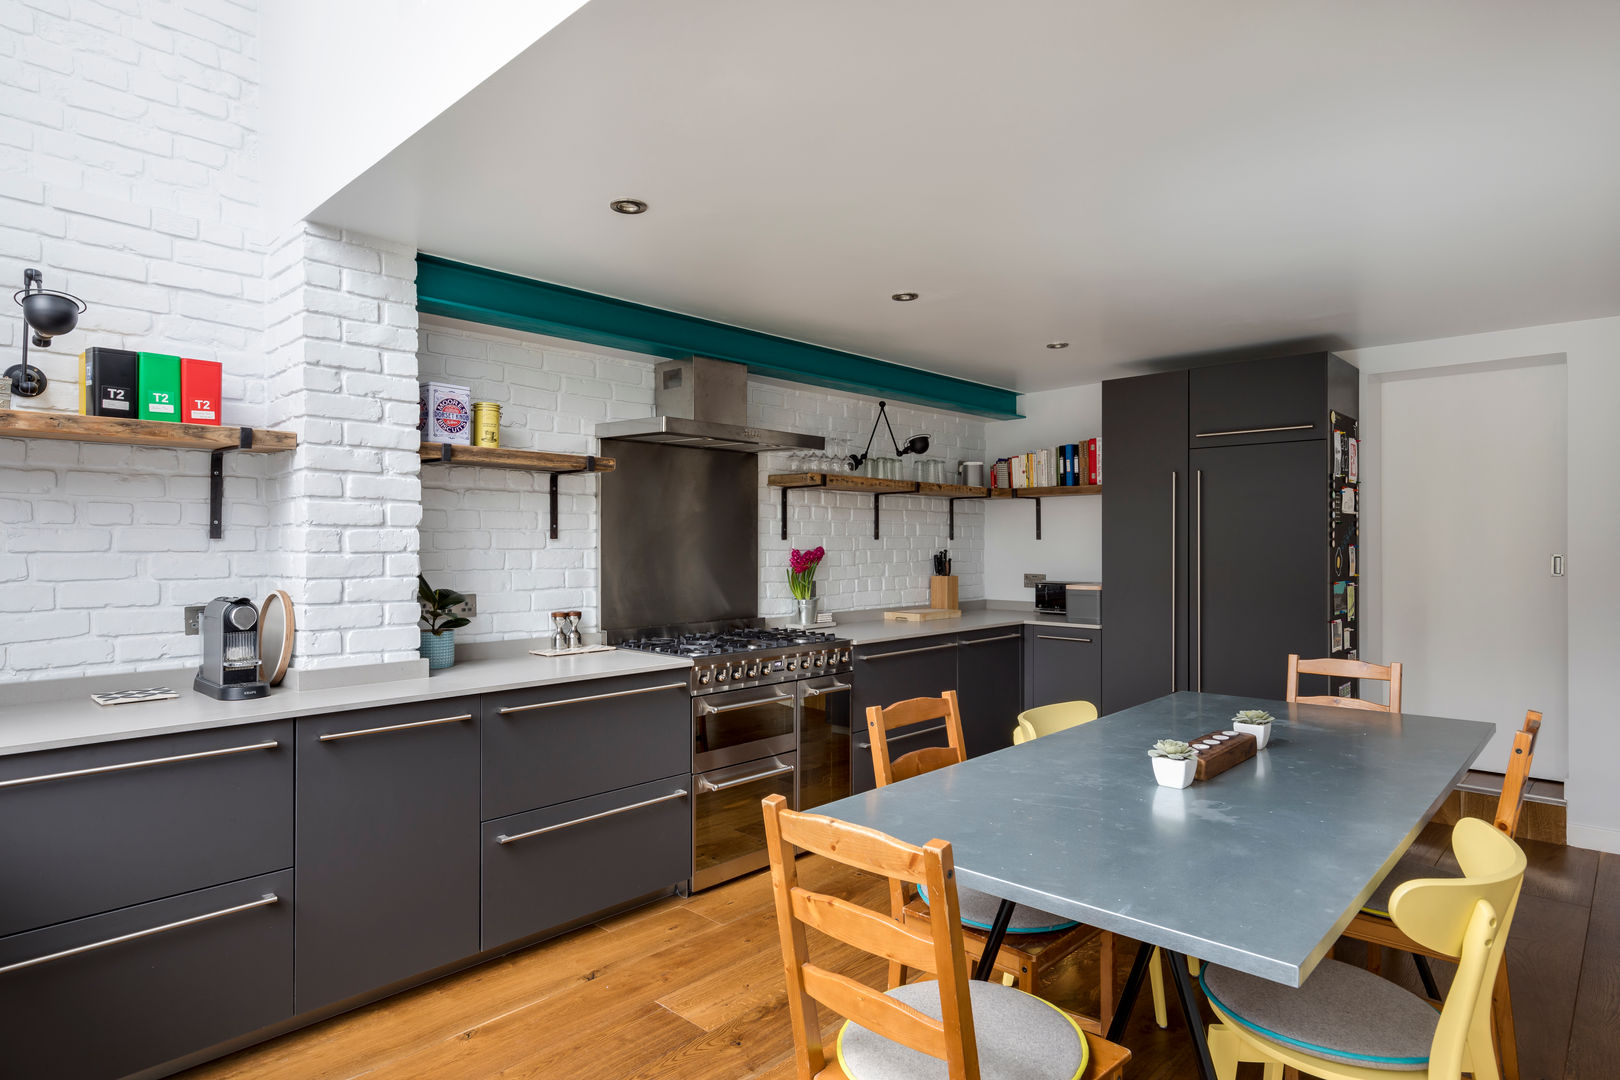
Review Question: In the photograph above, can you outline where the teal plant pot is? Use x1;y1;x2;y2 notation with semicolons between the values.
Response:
420;629;456;670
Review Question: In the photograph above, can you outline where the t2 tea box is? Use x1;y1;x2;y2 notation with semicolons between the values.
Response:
180;357;223;425
137;352;181;422
78;347;140;417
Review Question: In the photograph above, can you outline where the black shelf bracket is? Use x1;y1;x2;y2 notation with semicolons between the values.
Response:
947;493;991;541
780;485;790;540
207;427;253;540
549;456;598;540
873;493;882;539
1035;496;1042;540
439;442;453;462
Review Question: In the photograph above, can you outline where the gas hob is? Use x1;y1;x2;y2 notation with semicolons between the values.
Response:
617;628;851;694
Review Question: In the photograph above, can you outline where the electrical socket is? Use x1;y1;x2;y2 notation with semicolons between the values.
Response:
1022;573;1046;589
449;594;476;619
183;605;205;635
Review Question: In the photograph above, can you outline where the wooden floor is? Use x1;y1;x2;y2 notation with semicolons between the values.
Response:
181;824;1619;1080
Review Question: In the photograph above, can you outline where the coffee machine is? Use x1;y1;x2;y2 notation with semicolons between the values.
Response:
194;596;270;700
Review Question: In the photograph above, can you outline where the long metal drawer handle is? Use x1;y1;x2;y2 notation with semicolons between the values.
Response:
319;714;472;741
857;722;947;750
495;790;689;845
1194;423;1314;438
696;762;796;793
1036;635;1093;644
498;681;688;715
0;740;280;791
862;642;958;660
802;681;853;697
698;694;793;715
0;894;279;976
960;633;1020;645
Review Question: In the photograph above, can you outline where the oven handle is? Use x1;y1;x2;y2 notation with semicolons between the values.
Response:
857;722;946;751
696;762;796;793
802;681;852;697
697;693;794;715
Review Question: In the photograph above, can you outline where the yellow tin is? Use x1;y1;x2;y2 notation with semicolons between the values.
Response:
472;401;501;447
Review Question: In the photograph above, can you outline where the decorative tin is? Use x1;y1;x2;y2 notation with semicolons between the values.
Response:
472;401;501;447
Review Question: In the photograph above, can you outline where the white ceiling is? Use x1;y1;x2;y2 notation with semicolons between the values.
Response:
313;0;1620;393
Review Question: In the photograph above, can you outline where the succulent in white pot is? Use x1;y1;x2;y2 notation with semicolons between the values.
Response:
1231;709;1275;749
1148;738;1198;789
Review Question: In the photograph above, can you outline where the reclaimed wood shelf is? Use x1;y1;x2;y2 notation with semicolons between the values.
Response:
769;471;916;494
990;484;1102;499
421;442;615;540
0;409;297;539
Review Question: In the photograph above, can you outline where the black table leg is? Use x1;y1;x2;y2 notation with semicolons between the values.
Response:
1414;953;1442;1000
1165;949;1218;1080
973;899;1017;980
1105;940;1156;1042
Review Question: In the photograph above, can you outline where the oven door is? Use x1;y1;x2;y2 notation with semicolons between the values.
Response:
693;683;797;773
797;675;852;811
692;753;796;891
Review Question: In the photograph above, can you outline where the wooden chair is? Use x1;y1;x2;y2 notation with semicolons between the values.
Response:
1286;653;1403;712
1203;817;1526;1080
866;692;1119;1028
1340;710;1542;1080
761;793;1132;1080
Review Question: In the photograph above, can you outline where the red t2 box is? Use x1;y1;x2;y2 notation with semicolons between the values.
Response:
180;358;222;425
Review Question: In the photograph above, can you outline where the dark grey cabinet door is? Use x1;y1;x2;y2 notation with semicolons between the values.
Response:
1023;627;1102;711
1101;370;1189;714
482;775;692;949
0;869;292;1080
0;721;293;938
295;699;480;1013
1188;353;1331;446
954;629;1022;757
1191;440;1330;700
850;637;959;793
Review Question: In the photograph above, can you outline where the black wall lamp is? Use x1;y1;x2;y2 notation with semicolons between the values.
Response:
846;400;931;471
8;268;86;397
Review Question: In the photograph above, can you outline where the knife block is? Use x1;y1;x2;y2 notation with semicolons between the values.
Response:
929;575;959;612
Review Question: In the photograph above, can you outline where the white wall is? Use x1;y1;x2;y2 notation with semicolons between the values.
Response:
261;1;587;228
1339;316;1620;852
982;382;1103;599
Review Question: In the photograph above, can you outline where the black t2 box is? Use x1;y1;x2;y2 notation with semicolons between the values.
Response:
78;347;139;416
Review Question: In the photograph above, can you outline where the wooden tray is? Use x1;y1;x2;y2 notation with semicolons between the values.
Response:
1190;729;1258;780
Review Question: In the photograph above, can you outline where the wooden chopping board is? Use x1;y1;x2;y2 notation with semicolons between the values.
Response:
883;607;962;622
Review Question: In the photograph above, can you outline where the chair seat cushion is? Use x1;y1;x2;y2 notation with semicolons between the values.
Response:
837;978;1089;1080
917;884;1079;934
1201;959;1439;1071
1362;855;1463;918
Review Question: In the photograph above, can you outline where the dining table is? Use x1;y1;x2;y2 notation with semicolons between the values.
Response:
813;691;1496;1080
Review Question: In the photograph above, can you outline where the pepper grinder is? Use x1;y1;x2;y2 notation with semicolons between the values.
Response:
566;611;583;650
551;611;570;651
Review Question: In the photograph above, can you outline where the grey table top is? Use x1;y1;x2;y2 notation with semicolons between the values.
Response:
815;692;1494;986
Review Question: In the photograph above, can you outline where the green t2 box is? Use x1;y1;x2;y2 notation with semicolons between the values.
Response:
137;352;181;422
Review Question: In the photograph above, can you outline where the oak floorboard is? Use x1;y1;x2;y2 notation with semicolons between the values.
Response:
1564;853;1620;1080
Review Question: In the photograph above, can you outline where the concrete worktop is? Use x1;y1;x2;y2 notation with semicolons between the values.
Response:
0;647;693;758
829;607;1084;646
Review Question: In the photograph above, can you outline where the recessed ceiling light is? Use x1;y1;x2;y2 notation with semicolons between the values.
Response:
891;292;919;302
610;199;649;215
1046;342;1070;349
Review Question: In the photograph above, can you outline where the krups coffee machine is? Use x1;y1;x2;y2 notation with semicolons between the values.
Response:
194;596;270;700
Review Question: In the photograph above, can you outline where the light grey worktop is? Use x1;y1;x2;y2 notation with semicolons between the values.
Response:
816;692;1494;986
831;608;1084;646
0;648;692;758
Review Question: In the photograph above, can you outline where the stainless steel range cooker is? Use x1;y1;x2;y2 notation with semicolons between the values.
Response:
619;627;853;890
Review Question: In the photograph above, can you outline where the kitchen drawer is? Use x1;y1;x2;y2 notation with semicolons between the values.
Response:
481;774;692;949
1024;626;1103;712
0;869;293;1080
1188;353;1332;447
0;721;293;938
482;673;690;821
955;628;1023;757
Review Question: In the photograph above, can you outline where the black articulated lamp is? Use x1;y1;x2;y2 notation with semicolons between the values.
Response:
846;400;931;472
8;268;87;398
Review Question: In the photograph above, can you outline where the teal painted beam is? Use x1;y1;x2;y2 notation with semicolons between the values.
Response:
415;254;1021;419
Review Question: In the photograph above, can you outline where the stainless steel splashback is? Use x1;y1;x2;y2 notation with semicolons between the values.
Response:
600;438;758;636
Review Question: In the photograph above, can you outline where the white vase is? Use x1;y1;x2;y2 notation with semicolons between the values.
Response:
1234;721;1272;749
1152;755;1197;789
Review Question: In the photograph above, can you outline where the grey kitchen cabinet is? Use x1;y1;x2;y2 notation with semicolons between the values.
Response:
0;721;293;939
481;774;692;949
482;672;691;820
0;869;293;1080
1188;351;1354;447
850;635;959;793
1024;626;1103;712
954;628;1023;757
295;698;480;1013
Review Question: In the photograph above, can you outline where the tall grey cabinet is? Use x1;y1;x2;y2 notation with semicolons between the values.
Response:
1101;353;1357;713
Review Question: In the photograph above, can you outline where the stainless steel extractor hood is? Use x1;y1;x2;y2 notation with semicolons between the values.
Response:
595;356;823;453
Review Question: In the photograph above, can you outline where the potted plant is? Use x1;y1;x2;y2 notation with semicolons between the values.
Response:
1148;739;1198;789
418;574;470;670
1232;709;1275;749
788;545;825;627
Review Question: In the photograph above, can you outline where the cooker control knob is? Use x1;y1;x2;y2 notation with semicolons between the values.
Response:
785;657;797;671
840;648;852;663
715;666;728;682
733;662;746;680
698;668;712;685
748;661;761;678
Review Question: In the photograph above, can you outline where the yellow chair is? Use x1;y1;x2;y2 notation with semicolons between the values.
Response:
1201;817;1527;1080
1012;700;1099;745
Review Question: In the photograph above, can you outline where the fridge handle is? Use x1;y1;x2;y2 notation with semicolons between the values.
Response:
1195;468;1203;693
1170;470;1177;693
